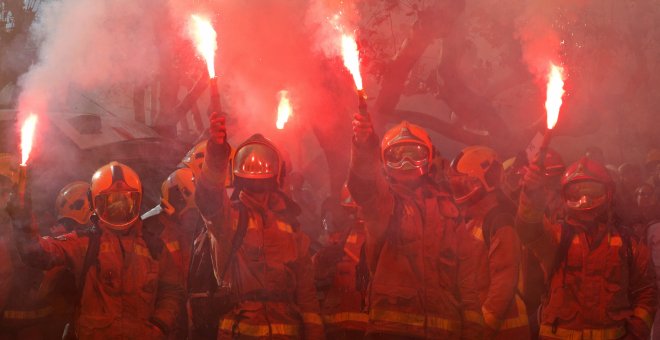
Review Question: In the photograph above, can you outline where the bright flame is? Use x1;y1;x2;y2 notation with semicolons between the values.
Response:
545;63;565;130
189;15;218;78
276;90;292;130
20;114;38;166
341;34;363;90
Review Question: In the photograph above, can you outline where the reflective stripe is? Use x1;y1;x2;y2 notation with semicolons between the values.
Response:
3;306;53;319
539;325;625;340
219;318;299;337
472;226;484;242
322;312;369;325
302;312;323;325
369;309;460;332
100;242;112;253
134;244;151;257
463;310;484;326
634;307;653;330
166;241;180;252
499;297;528;330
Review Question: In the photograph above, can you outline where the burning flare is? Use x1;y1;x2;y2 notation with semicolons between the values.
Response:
545;63;565;130
189;15;218;78
341;34;363;90
276;90;292;130
20;114;38;165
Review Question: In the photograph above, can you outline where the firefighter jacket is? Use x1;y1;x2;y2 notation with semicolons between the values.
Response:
313;225;368;335
196;140;324;340
515;192;658;339
462;196;529;339
0;225;56;336
14;221;185;340
142;208;195;287
347;138;484;339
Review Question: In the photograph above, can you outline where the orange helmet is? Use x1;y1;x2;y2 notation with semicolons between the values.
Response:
232;134;284;189
449;146;502;204
90;162;142;230
55;181;92;225
0;153;18;185
561;156;614;212
381;121;433;179
179;141;207;179
160;167;196;217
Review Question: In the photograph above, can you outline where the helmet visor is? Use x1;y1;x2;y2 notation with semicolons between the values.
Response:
384;143;429;170
233;144;279;179
448;172;482;203
564;181;607;210
94;191;140;226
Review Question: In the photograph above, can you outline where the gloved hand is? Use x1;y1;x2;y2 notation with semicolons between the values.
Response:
521;162;549;208
352;113;374;145
6;193;35;235
209;112;227;145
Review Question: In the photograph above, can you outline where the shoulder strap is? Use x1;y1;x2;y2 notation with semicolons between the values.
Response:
75;226;102;308
219;203;249;282
546;223;574;288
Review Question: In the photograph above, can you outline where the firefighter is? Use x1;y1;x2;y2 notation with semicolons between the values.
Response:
143;167;201;284
195;112;323;339
349;115;483;339
10;161;185;339
142;167;202;339
0;153;64;340
448;146;529;339
515;156;657;339
44;182;94;339
313;185;368;339
51;181;93;235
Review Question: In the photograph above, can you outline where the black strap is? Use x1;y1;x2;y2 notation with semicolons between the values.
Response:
76;226;102;306
219;203;249;284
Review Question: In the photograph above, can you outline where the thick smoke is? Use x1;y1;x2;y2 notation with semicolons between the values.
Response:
18;0;164;116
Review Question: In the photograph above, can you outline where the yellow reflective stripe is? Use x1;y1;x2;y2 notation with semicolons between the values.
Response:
276;221;293;233
219;318;298;337
3;306;53;319
634;307;653;330
472;226;484;242
539;325;625;340
302;312;323;325
166;241;180;252
322;312;369;325
499;297;529;330
463;310;484;326
134;244;151;257
100;242;112;253
369;309;460;332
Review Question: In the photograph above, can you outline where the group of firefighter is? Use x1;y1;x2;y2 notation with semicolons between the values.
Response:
0;109;658;340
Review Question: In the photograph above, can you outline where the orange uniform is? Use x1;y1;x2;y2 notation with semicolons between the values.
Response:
15;222;184;339
516;192;658;339
462;200;529;339
0;219;71;340
313;225;368;337
196;140;324;339
348;141;483;339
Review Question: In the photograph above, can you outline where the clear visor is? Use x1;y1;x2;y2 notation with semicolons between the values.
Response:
94;191;140;226
384;144;429;170
448;172;482;202
564;181;608;210
233;144;279;179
